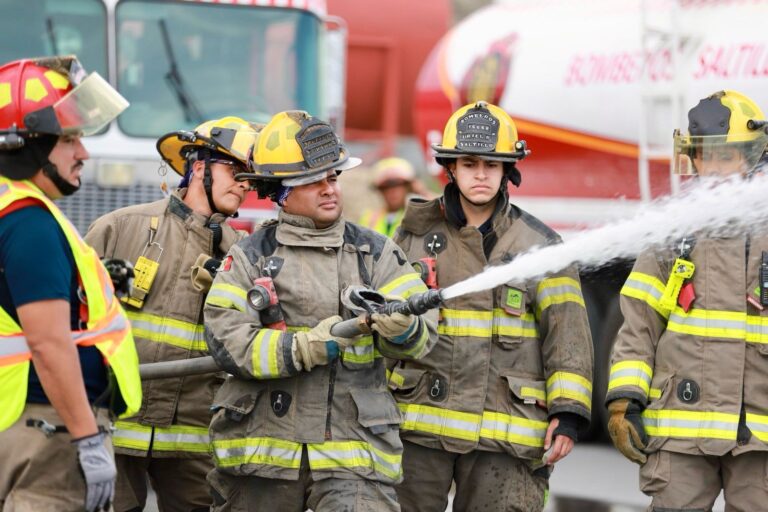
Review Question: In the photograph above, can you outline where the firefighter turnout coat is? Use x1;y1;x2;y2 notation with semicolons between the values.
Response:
608;234;768;456
85;190;243;458
203;211;438;483
391;198;593;461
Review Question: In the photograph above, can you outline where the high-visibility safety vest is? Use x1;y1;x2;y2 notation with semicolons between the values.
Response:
359;209;405;239
0;177;142;431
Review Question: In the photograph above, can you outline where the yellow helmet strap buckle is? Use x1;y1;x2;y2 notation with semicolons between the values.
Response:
455;106;500;153
297;117;340;171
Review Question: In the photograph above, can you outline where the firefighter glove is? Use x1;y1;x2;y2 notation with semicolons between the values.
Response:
101;258;134;299
191;253;221;292
607;398;648;465
293;315;356;371
370;312;418;344
72;431;116;512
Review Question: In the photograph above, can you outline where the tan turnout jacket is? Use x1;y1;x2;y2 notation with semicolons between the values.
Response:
203;211;438;483
391;197;593;462
85;190;243;458
609;233;768;456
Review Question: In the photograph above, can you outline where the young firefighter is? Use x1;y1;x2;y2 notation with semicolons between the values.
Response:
85;117;260;512
391;101;593;511
0;56;141;512
607;90;768;511
203;110;438;511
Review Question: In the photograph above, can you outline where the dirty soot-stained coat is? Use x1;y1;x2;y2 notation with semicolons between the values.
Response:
204;211;438;483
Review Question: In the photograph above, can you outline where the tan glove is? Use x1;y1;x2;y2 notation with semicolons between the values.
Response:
607;398;648;464
191;253;219;292
370;311;418;344
293;316;356;371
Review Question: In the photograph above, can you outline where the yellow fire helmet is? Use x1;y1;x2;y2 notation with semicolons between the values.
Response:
373;157;415;188
673;90;768;175
156;116;262;177
432;101;529;166
249;110;361;187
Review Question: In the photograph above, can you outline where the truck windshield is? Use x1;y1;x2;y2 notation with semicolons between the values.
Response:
0;0;106;77
116;1;322;137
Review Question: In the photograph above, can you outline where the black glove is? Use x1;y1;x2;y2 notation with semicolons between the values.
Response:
101;259;135;298
552;412;585;442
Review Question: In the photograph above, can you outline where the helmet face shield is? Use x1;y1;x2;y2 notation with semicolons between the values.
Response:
50;72;129;136
673;130;768;176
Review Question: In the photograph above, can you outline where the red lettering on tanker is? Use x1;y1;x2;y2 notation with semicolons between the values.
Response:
565;43;768;85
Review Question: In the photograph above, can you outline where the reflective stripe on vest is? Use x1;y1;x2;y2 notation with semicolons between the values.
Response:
546;371;592;409
0;177;142;431
642;409;740;440
398;403;546;448
621;271;669;318
536;277;585;316
360;209;404;239
212;436;403;482
438;308;539;339
126;311;206;351
113;420;211;454
607;360;653;398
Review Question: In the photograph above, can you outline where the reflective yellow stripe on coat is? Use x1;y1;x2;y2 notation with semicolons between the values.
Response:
113;420;211;454
0;177;142;431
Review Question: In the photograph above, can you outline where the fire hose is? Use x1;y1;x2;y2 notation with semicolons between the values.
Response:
138;288;443;380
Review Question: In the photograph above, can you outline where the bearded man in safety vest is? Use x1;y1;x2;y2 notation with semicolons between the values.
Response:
203;110;438;511
85;117;260;512
391;101;593;512
607;90;768;511
0;56;142;512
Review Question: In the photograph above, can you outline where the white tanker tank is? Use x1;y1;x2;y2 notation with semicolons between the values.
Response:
413;0;768;437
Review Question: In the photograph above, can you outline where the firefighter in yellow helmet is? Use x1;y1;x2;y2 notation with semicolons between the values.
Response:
0;56;141;512
203;110;438;511
84;116;260;512
391;101;593;511
359;157;417;238
607;90;768;511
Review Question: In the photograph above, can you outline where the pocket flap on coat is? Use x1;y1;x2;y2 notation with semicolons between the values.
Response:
388;367;427;391
212;387;261;422
504;375;546;404
349;388;402;433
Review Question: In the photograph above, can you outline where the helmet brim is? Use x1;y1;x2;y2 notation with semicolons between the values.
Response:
282;157;362;187
431;144;527;163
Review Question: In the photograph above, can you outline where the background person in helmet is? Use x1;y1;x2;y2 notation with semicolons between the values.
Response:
84;117;260;512
391;101;593;512
607;90;768;511
0;56;141;512
359;157;432;238
203;110;438;511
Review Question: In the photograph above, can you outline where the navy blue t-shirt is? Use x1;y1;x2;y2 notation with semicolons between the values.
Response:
0;205;108;405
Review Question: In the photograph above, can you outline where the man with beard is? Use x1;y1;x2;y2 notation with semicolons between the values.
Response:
0;56;141;512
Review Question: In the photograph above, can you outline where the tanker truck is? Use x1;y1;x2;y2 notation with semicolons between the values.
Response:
1;0;347;232
412;0;768;436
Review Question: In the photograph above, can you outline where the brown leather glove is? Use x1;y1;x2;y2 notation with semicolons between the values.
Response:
293;316;356;371
607;398;648;464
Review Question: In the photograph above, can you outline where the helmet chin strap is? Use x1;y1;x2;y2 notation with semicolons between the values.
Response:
202;154;220;215
29;139;79;197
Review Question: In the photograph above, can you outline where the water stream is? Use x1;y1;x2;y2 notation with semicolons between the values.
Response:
442;176;768;299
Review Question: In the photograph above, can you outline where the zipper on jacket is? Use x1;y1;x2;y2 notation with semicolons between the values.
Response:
325;359;337;441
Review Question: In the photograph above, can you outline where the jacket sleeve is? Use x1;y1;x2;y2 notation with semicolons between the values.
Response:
84;213;119;258
534;263;594;423
204;244;299;379
605;250;669;406
372;238;438;361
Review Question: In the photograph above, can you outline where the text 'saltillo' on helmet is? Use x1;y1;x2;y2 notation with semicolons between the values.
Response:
673;90;768;176
373;157;415;189
156;116;263;177
248;110;361;187
0;55;129;179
